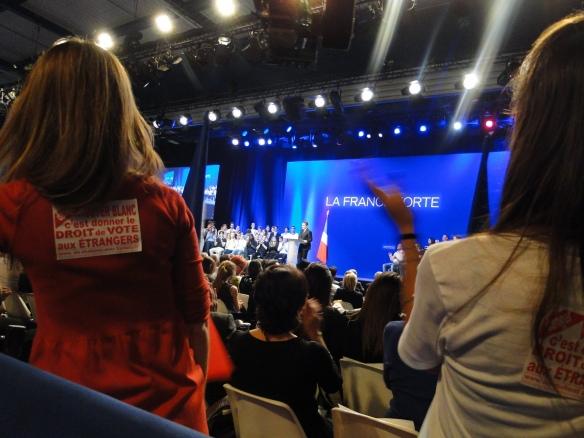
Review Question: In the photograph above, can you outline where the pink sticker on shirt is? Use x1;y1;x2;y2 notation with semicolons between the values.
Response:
53;199;142;260
521;308;584;401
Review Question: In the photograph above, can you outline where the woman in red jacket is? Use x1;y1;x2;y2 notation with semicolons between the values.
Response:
0;38;210;433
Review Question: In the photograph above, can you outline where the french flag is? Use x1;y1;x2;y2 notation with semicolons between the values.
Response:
317;210;329;264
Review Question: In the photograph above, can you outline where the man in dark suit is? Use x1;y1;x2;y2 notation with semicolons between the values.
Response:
298;221;312;261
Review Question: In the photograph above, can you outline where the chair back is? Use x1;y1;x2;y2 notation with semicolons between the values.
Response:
216;299;230;314
4;293;32;319
340;357;392;418
237;293;249;309
223;383;307;438
332;406;417;438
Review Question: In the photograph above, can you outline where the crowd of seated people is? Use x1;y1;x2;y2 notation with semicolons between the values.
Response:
202;221;303;261
199;249;439;435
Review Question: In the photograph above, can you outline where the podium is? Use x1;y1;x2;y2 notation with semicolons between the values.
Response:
282;233;300;266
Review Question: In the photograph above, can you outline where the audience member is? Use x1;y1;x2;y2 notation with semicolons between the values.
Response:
333;272;364;309
0;39;209;432
213;261;240;313
229;265;341;438
343;273;401;363
383;320;437;430
303;263;347;363
371;14;584;436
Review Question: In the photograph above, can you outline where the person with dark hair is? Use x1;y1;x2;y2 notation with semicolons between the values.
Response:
303;263;347;363
328;266;340;287
239;260;262;325
371;13;584;436
298;221;313;261
0;39;209;432
343;273;401;363
229;265;341;438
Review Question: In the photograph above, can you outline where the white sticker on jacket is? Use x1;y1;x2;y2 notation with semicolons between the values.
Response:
521;308;584;401
53;199;142;260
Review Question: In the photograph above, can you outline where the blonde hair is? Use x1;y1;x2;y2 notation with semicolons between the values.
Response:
0;38;163;213
343;272;357;291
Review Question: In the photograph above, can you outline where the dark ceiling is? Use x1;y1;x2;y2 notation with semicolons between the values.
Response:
0;0;582;114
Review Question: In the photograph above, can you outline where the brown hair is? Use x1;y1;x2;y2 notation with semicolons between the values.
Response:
494;14;584;371
358;272;401;361
0;38;163;213
213;260;237;291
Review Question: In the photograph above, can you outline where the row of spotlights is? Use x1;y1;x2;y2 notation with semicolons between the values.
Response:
95;13;174;50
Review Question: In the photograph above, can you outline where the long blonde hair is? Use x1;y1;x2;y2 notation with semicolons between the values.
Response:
0;38;163;212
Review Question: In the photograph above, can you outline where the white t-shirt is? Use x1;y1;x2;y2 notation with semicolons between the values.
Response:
399;234;584;437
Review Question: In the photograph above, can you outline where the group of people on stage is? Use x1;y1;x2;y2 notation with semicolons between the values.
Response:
202;220;313;262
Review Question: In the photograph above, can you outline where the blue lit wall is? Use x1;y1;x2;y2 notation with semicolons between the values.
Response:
487;151;510;226
163;165;220;220
282;153;508;278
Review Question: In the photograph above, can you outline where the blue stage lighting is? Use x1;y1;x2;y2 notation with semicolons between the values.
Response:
267;139;273;145
242;130;248;137
312;143;318;148
419;125;428;133
231;138;240;146
263;128;270;135
258;138;266;146
366;133;372;139
286;125;293;133
453;121;463;131
393;127;401;135
244;141;250;147
292;145;298;149
378;132;383;138
358;130;365;138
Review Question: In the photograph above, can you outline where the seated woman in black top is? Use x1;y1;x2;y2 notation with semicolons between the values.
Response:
333;272;363;309
303;263;348;364
229;265;341;438
213;260;240;313
343;272;402;363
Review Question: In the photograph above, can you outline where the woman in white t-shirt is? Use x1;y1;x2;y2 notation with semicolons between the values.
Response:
371;13;584;437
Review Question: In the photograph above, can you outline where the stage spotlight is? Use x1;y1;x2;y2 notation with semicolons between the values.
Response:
154;14;174;34
241;130;248;137
215;0;237;17
462;72;480;90
286;125;293;133
96;32;114;50
312;143;318;148
244;140;250;147
329;90;344;114
178;115;189;126
402;80;423;96
267;139;273;145
231;107;243;119
393;127;402;136
292;145;298;149
358;87;374;102
231;138;240;146
358;130;365;138
263;128;270;135
453;121;463;131
258;138;266;146
207;111;220;122
419;124;428;133
482;117;497;132
366;133;372;139
267;102;279;114
153;120;162;129
314;95;326;108
378;132;383;138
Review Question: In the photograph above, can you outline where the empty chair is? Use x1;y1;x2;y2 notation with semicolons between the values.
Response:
332;406;417;438
340;357;393;418
3;293;32;320
223;383;307;438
